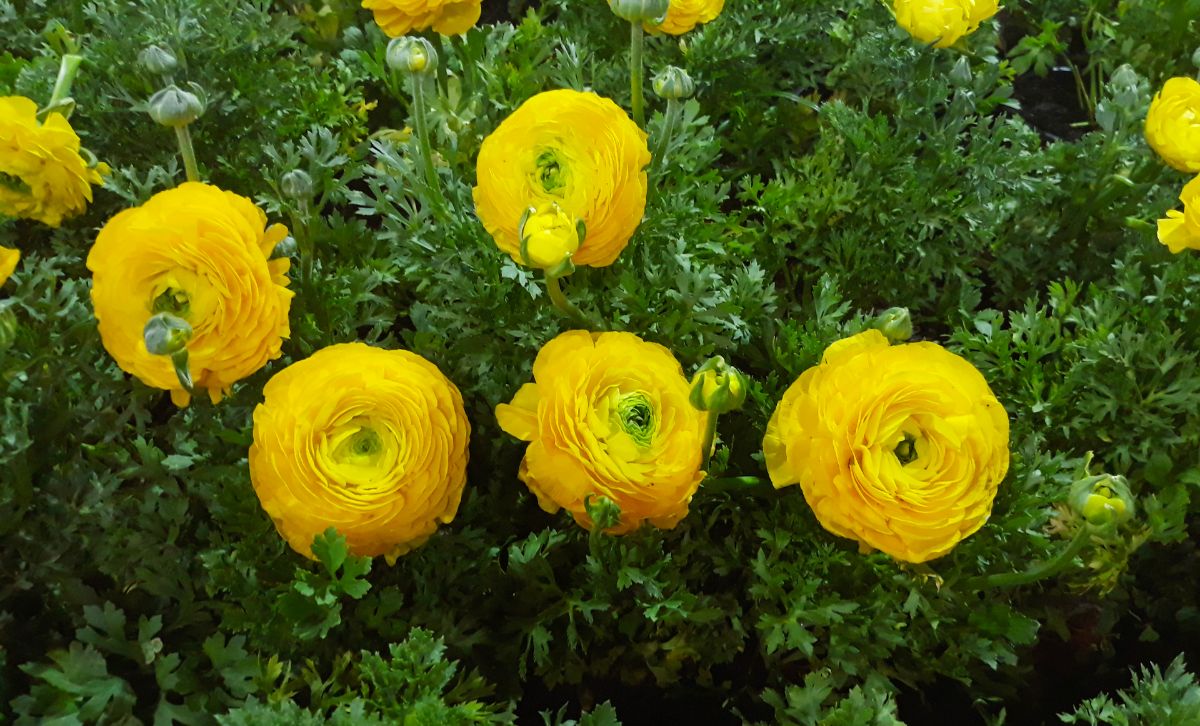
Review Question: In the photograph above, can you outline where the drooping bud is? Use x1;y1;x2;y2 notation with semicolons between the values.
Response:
689;356;749;414
144;312;193;357
138;45;178;76
519;202;583;272
148;84;205;128
607;0;670;23
386;36;437;75
876;307;913;343
281;169;314;201
1069;470;1135;528
652;66;695;101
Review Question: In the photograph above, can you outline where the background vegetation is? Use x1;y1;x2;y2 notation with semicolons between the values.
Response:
1;0;1198;722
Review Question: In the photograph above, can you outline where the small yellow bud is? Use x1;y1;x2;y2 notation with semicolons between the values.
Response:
1069;469;1135;528
386;36;437;75
519;203;582;271
689;356;749;413
608;0;670;23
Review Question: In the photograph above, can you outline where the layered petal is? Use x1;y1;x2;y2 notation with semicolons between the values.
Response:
645;0;725;36
362;0;481;36
891;0;998;48
1146;77;1200;173
1156;175;1200;254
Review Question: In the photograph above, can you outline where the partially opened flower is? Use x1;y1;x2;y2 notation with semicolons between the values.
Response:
496;330;706;533
1158;175;1200;254
474;90;650;268
0;246;18;287
87;182;292;406
250;343;470;562
764;330;1010;563
645;0;725;36
891;0;999;48
0;96;108;227
1146;77;1200;173
362;0;481;36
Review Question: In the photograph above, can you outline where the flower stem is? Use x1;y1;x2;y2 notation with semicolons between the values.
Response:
432;33;449;98
653;98;682;176
700;409;720;462
545;273;588;326
410;73;446;217
963;528;1092;590
174;125;200;183
42;53;83;119
629;22;645;127
450;35;476;106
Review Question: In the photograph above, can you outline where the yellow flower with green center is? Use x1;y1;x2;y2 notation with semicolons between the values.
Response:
474;90;650;268
496;330;706;533
1146;77;1200;173
891;0;998;48
645;0;725;36
0;96;109;227
249;343;470;562
361;0;481;36
1158;175;1200;253
0;246;18;287
764;330;1010;563
87;182;293;406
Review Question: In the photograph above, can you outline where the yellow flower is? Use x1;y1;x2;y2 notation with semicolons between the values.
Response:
1158;175;1200;254
764;330;1010;563
87;182;293;407
646;0;725;36
474;90;650;268
250;342;470;562
496;330;706;533
0;96;109;227
1146;77;1200;173
891;0;999;48
361;0;481;36
520;202;581;270
0;245;18;287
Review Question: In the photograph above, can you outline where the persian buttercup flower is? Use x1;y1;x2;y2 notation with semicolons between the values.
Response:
1158;175;1200;253
763;330;1010;563
474;90;650;268
0;246;18;287
362;0;481;36
250;343;470;562
0;96;108;227
496;330;706;533
87;182;292;407
1146;77;1200;173
646;0;725;36
891;0;999;49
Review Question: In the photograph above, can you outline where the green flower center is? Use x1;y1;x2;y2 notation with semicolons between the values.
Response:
894;433;918;466
534;149;566;194
152;287;191;318
616;392;656;448
333;426;384;467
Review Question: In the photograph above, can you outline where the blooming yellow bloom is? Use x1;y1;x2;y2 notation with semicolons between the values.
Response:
891;0;999;48
764;330;1010;563
474;90;650;268
0;96;108;227
0;245;18;287
1146;77;1200;173
646;0;725;36
496;330;706;533
250;343;470;562
1158;175;1200;254
362;0;481;36
87;182;293;407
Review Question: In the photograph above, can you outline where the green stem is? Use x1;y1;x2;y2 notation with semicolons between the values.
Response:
545;274;588;326
410;73;446;216
653;98;682;176
629;22;645;127
700;409;719;461
450;35;476;106
963;528;1092;590
41;54;83;119
174;125;200;182
432;33;449;98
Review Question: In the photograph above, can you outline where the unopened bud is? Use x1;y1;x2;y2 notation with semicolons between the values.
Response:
608;0;670;23
144;312;193;357
877;307;913;342
148;84;205;128
386;36;437;75
139;45;178;76
519;202;583;272
281;169;313;201
584;494;623;532
653;66;695;101
949;56;973;87
689;356;749;414
1069;472;1134;528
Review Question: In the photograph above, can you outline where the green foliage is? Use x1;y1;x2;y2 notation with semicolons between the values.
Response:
1059;655;1200;725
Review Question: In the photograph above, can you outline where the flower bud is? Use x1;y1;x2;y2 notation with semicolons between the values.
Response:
689;356;749;414
1069;472;1134;528
876;307;913;343
608;0;670;23
148;84;205;128
653;66;695;101
139;45;178;76
584;494;623;532
281;169;314;201
519;202;582;271
386;36;437;75
143;312;193;357
949;56;973;88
